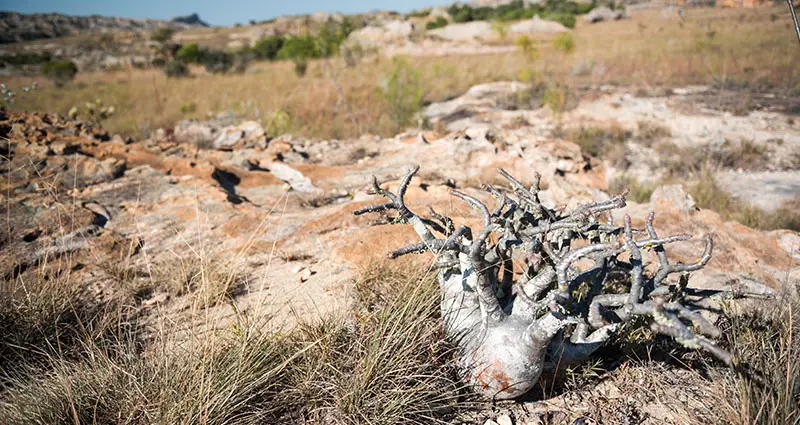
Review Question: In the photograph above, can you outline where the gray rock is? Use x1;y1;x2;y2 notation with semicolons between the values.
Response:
650;184;698;215
509;16;568;34
583;7;628;23
429;21;494;41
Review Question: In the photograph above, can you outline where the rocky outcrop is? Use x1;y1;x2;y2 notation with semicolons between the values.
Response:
428;21;494;41
170;13;209;27
344;20;414;49
0;11;209;44
3;83;798;329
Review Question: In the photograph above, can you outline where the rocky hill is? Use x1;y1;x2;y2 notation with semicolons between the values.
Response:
0;11;209;44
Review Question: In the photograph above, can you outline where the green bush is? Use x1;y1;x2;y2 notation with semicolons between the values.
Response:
252;35;285;60
175;43;202;63
445;0;590;25
163;60;190;78
380;58;425;130
425;16;449;30
41;60;78;87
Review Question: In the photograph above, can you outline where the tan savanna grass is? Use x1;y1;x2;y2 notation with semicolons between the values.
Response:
3;6;798;140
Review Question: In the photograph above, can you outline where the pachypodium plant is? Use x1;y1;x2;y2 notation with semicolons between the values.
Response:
354;166;741;400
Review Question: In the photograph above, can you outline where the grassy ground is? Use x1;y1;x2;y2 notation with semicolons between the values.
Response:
1;248;797;424
2;6;798;140
0;259;473;424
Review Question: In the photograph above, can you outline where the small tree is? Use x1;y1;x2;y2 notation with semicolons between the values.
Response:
41;60;78;87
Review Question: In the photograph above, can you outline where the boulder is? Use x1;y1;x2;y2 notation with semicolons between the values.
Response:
346;20;413;48
212;121;265;150
509;16;569;34
428;21;494;41
583;7;628;23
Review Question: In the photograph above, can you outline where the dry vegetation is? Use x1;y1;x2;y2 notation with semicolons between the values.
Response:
0;259;473;424
2;6;798;140
1;246;797;423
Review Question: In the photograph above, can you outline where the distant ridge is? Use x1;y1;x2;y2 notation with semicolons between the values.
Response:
0;11;210;44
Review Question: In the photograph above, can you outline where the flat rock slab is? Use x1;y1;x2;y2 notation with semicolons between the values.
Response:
716;170;800;211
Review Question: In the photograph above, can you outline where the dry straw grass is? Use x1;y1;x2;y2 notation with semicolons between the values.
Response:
0;257;472;424
3;6;798;140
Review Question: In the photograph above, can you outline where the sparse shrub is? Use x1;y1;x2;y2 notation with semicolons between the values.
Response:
380;58;425;130
543;84;568;114
150;57;167;68
163;60;190;78
175;43;202;63
552;32;576;54
68;99;115;124
266;109;292;136
232;51;252;74
635;120;671;146
569;124;631;158
200;49;234;74
425;16;449;30
341;42;366;67
292;57;308;77
41;60;78;87
515;35;539;62
180;101;197;115
517;68;539;84
491;20;510;39
150;27;176;43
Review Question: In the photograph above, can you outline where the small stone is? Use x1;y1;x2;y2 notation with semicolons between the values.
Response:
496;414;513;425
298;268;315;283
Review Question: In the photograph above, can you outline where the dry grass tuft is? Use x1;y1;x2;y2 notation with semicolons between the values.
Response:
0;259;469;424
718;294;800;425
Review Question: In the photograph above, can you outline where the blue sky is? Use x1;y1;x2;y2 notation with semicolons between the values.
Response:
1;0;455;26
